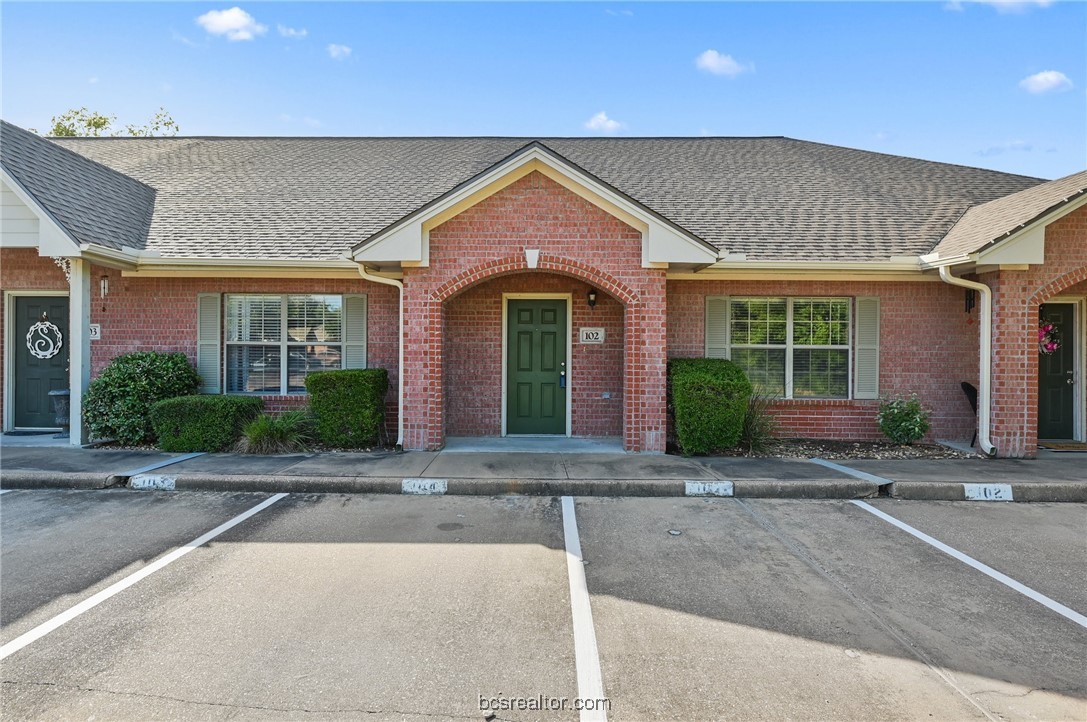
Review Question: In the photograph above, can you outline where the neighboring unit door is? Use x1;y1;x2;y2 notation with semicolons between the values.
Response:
506;299;567;435
13;296;69;428
1038;303;1075;440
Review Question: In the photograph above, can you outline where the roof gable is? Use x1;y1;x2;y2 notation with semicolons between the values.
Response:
351;142;719;269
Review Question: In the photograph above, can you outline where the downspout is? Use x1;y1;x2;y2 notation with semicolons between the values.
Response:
357;264;405;450
938;266;996;457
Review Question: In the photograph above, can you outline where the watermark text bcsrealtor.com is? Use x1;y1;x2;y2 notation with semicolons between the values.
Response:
479;693;611;713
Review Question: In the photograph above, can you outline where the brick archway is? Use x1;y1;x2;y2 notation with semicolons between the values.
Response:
1030;265;1087;306
434;254;640;306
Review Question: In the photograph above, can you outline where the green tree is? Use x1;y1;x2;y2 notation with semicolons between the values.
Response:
35;107;179;137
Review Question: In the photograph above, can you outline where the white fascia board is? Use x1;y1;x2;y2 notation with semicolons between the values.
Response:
0;167;82;257
698;259;925;273
350;146;717;268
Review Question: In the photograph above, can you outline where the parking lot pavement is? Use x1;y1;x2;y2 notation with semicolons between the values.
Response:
0;489;274;644
1;491;1084;721
2;493;579;721
575;498;1087;721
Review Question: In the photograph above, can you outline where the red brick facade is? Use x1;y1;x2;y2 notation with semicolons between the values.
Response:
667;279;981;443
401;171;667;451
4;198;1084;457
984;207;1087;457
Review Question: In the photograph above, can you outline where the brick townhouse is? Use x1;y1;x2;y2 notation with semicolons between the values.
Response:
1;120;1084;456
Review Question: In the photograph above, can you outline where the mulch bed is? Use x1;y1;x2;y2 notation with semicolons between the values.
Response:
702;438;977;460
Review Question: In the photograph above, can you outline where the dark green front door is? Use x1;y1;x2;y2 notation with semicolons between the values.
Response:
506;299;566;435
1038;303;1076;440
14;296;68;428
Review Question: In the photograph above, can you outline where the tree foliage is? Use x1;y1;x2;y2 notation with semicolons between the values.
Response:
35;107;179;137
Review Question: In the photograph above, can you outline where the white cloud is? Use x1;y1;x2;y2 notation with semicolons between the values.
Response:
327;43;352;60
196;7;267;41
945;0;1052;11
695;49;752;77
1019;70;1073;94
584;111;623;133
978;140;1034;157
278;24;307;38
172;30;199;48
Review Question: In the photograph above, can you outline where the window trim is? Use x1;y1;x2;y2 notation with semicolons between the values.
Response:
705;295;854;400
223;293;346;396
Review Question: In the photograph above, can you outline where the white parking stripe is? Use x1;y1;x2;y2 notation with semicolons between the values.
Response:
0;492;288;660
852;500;1087;630
561;496;608;722
0;489;11;495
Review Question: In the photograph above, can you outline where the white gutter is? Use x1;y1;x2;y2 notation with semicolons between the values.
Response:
357;264;405;450
938;266;996;457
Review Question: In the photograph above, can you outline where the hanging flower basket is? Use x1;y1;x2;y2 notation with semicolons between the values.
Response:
1039;320;1061;355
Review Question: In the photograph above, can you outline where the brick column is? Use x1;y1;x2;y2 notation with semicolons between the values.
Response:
986;270;1037;458
401;274;444;450
623;271;668;452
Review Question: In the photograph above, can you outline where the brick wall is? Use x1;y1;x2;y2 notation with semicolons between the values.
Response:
1;249;399;431
986;206;1087;457
401;170;668;451
444;272;624;437
667;278;981;443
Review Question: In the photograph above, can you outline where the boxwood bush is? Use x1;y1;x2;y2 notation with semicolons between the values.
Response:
669;358;753;455
305;369;389;448
150;395;264;452
84;352;201;445
877;393;931;445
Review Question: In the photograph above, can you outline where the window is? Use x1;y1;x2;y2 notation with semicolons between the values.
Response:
711;297;852;399
225;294;344;394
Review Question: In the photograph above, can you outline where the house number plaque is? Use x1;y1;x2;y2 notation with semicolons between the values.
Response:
579;327;605;344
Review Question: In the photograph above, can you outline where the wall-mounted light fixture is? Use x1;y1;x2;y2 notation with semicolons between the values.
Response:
99;275;109;298
964;288;976;313
587;289;598;308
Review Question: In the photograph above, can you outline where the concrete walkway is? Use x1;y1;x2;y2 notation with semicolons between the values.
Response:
1;440;1084;500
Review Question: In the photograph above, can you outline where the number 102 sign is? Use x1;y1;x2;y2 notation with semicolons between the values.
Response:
579;327;605;344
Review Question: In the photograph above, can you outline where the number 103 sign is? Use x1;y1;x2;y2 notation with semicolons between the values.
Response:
579;327;605;344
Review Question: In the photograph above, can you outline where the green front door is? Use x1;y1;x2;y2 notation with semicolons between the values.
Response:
14;296;69;428
506;299;567;435
1038;303;1076;440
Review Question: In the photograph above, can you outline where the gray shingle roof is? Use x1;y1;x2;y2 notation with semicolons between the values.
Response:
7;123;1047;262
932;170;1087;259
0;120;155;252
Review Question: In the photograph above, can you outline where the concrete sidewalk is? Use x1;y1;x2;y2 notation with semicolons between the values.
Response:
1;442;1084;500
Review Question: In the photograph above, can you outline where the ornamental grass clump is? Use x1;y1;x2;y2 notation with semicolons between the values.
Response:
740;391;780;454
236;410;313;454
877;393;931;445
669;358;753;455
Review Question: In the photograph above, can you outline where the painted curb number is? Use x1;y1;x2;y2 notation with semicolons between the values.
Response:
130;474;176;491
685;481;735;497
962;483;1013;501
402;478;447;495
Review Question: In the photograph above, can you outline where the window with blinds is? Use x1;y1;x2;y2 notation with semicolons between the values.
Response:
224;294;345;394
706;296;857;400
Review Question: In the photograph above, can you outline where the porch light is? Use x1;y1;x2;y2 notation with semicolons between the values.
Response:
99;275;109;298
587;289;598;308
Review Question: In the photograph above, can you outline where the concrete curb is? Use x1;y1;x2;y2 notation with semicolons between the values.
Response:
0;471;115;489
889;481;1087;503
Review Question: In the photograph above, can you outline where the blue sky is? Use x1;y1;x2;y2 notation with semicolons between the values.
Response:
2;1;1083;179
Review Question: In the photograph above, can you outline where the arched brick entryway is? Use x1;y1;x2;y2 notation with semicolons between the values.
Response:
401;255;667;452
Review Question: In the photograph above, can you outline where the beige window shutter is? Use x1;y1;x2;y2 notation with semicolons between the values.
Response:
196;293;222;394
705;297;730;358
343;294;368;369
854;297;880;399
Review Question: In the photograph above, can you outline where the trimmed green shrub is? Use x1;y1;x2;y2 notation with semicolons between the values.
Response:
669;358;753;455
236;411;313;454
150;394;264;452
84;352;201;445
740;391;780;454
305;369;389;448
877;394;931;445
